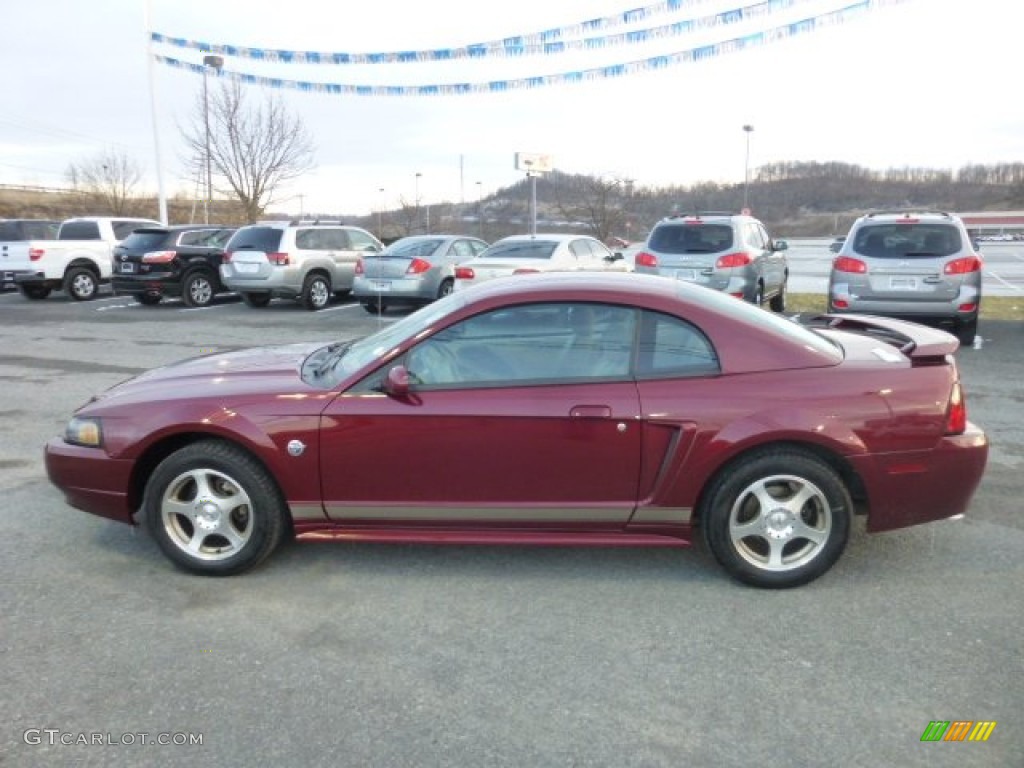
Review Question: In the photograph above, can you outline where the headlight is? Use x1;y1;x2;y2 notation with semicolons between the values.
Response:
65;417;103;448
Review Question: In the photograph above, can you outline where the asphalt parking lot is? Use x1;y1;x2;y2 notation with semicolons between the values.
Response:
1;288;1021;767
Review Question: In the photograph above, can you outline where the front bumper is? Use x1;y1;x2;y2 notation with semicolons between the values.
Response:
45;437;136;525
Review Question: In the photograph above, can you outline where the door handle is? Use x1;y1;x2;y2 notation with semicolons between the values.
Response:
570;405;612;418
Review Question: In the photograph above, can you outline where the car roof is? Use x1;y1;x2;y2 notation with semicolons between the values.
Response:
856;210;962;225
495;234;592;243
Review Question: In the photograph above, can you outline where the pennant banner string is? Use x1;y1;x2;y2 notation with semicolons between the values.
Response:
151;0;814;65
153;0;904;97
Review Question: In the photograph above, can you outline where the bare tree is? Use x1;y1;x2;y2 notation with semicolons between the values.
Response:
182;81;315;223
65;149;142;215
553;173;633;243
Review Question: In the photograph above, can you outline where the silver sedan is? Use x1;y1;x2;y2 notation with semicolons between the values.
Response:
353;235;488;314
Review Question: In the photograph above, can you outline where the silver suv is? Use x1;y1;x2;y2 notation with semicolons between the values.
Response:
826;211;982;344
633;212;789;310
221;221;383;310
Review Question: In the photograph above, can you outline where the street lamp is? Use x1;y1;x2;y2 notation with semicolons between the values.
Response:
475;181;483;239
414;172;422;233
377;187;385;238
202;54;224;224
742;124;754;213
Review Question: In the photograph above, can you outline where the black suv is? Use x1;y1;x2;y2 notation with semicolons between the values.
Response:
112;226;236;307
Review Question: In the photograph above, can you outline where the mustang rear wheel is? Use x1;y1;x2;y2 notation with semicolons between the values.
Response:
144;441;287;576
702;449;851;588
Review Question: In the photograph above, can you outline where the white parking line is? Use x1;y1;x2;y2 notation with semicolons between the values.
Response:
984;270;1023;293
318;303;365;313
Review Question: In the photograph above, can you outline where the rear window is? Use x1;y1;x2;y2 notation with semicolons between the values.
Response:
120;230;170;250
648;223;734;254
853;223;962;258
481;240;559;259
388;238;444;258
59;220;101;240
226;227;284;252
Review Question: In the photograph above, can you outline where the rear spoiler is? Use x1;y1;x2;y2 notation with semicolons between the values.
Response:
806;314;960;359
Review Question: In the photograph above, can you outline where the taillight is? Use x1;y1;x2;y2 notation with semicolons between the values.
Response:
635;251;658;267
455;266;475;280
223;251;233;262
29;247;45;261
354;258;364;275
833;256;867;274
943;256;982;275
831;298;850;309
513;268;540;274
269;252;289;266
142;250;176;264
945;381;966;435
715;252;752;269
406;258;431;275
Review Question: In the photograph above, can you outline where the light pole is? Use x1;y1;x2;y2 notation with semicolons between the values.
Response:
742;124;754;213
414;172;422;233
377;187;385;239
475;181;483;239
202;54;224;224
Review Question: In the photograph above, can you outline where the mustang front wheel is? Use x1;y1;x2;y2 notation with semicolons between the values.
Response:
144;441;287;575
703;449;851;588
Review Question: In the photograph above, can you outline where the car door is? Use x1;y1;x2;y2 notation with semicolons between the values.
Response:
318;301;643;527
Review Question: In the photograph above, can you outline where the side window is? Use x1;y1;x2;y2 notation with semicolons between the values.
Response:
470;239;488;255
294;229;322;250
320;229;349;250
757;224;772;249
347;229;381;252
569;240;592;260
743;224;765;250
404;302;637;388
451;240;474;260
637;311;719;378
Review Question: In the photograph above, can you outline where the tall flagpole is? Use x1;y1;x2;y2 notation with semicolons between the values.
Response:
145;0;168;224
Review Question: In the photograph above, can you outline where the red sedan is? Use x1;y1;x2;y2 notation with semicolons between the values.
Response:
46;273;988;588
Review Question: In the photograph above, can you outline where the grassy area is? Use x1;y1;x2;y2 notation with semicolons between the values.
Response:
788;294;1024;322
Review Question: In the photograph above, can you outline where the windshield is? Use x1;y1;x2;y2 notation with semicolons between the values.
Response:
308;291;467;386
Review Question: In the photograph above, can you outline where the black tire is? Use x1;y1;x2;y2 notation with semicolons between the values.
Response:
436;278;454;299
132;293;162;306
361;300;386;315
301;273;331;311
63;267;99;301
182;271;216;308
956;318;977;347
769;277;787;312
17;284;51;300
702;449;852;588
241;292;271;308
143;440;287;576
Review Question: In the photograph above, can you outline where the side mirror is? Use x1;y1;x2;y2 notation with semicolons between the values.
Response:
773;239;789;252
383;365;410;397
607;252;623;261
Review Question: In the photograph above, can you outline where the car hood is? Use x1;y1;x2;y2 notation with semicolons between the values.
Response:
85;342;328;409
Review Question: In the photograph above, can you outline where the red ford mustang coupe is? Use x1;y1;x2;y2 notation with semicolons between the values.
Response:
46;273;988;588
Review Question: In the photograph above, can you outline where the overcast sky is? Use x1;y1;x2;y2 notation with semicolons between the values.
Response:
0;0;1018;218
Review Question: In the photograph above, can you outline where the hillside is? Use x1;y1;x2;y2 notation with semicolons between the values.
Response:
3;160;1022;241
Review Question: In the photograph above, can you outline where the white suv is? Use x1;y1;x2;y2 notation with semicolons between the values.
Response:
221;221;383;310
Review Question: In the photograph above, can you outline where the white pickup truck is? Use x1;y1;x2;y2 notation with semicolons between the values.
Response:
8;216;161;300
